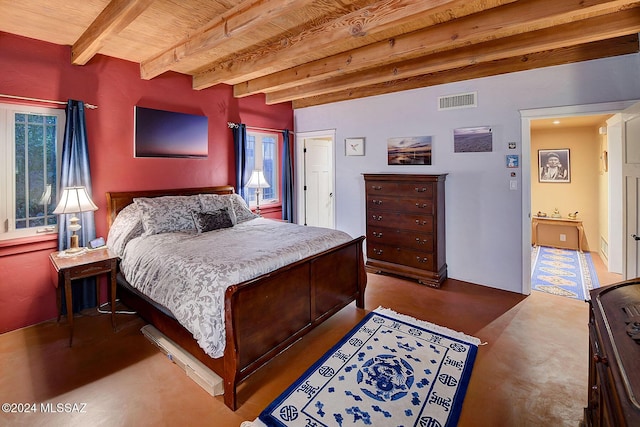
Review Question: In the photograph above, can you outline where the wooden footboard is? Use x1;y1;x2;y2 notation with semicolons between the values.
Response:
223;236;366;409
106;187;367;410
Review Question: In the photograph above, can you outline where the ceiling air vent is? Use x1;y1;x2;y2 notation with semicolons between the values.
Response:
438;91;477;111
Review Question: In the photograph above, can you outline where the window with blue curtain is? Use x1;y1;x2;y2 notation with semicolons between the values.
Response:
0;104;65;240
243;131;279;205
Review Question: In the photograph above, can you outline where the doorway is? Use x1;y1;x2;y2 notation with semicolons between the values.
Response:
295;130;336;228
520;101;637;294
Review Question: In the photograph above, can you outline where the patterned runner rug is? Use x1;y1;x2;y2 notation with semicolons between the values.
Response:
252;307;480;427
531;246;600;301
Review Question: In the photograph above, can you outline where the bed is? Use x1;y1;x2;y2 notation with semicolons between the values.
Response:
105;186;367;410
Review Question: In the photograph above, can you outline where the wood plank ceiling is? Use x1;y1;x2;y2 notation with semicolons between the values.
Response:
1;0;639;108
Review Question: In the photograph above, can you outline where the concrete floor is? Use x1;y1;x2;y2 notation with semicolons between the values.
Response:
0;252;621;427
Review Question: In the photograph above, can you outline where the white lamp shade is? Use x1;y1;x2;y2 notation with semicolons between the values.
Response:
53;186;98;214
245;170;270;189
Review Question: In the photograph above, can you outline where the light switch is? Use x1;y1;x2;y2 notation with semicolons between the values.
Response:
509;180;518;190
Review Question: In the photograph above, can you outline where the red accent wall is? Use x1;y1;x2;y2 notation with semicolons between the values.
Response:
0;32;293;333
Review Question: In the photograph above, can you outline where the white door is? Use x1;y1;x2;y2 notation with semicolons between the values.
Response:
303;137;334;227
623;101;640;279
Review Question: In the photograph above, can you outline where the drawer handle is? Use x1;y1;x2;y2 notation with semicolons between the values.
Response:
372;199;382;205
373;248;383;255
593;354;608;365
372;215;383;221
416;256;428;263
372;185;382;190
415;219;428;226
414;187;427;192
415;203;428;208
415;238;427;244
373;231;383;238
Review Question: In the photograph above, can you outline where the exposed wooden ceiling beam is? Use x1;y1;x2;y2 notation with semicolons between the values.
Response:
72;0;155;65
266;8;640;104
194;0;515;89
292;34;639;108
236;0;637;98
140;0;315;80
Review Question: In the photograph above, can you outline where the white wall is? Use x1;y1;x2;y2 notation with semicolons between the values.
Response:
294;53;640;293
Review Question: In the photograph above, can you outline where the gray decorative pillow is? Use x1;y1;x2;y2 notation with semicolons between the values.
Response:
230;193;259;223
134;195;200;236
106;203;144;257
192;208;234;233
198;194;237;224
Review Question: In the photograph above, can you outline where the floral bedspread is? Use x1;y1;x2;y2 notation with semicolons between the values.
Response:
119;218;352;358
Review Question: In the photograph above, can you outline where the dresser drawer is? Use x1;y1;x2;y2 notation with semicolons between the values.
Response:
367;243;434;271
367;195;434;214
67;259;114;279
367;211;433;232
367;227;434;252
366;181;433;198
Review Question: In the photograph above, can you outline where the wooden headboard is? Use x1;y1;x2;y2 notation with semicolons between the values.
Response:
105;185;235;230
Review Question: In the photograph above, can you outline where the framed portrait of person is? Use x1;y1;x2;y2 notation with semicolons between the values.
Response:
538;149;570;183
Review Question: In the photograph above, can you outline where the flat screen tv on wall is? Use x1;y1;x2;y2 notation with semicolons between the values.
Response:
134;106;208;158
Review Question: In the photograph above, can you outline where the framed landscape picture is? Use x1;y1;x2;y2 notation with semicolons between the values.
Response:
538;149;570;183
387;136;432;165
453;126;492;153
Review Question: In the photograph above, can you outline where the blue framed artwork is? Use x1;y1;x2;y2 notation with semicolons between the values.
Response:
506;154;519;168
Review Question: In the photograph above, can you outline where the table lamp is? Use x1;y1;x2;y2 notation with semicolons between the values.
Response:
246;170;270;216
53;186;98;254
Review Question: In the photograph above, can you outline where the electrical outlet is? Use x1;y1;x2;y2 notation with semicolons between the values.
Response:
509;180;517;190
559;234;566;242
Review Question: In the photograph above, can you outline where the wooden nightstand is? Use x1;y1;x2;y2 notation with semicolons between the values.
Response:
49;247;119;346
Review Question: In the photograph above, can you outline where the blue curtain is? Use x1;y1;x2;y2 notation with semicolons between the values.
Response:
58;100;97;314
281;129;294;222
232;123;251;202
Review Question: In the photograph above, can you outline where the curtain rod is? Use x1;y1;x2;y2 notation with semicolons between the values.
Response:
227;121;292;134
0;94;98;109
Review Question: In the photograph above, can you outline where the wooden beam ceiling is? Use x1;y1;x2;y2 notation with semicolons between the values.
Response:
234;0;639;100
2;0;638;107
140;0;317;80
265;8;640;104
193;0;516;89
72;0;155;66
292;34;640;108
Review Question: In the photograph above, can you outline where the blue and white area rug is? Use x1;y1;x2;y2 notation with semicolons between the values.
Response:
531;246;600;301
252;307;480;427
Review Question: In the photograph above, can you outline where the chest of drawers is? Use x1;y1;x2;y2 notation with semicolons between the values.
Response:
363;174;447;287
584;280;640;426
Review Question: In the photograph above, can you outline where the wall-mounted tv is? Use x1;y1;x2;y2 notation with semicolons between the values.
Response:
134;106;208;158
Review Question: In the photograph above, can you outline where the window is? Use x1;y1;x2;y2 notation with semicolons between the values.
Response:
0;103;65;240
243;130;279;206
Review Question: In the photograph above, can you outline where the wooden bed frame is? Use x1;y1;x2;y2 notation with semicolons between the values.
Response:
105;186;367;410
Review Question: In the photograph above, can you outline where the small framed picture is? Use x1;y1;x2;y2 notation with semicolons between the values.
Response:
345;138;365;156
506;155;519;168
538;149;570;183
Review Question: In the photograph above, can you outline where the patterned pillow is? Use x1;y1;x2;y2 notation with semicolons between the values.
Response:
191;208;234;233
134;195;200;236
106;203;144;257
230;193;259;223
198;194;237;224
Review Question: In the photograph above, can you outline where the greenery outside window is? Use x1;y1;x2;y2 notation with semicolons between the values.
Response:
0;103;65;240
243;131;279;206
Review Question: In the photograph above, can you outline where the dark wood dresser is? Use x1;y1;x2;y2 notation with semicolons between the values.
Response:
363;173;447;287
584;279;640;426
